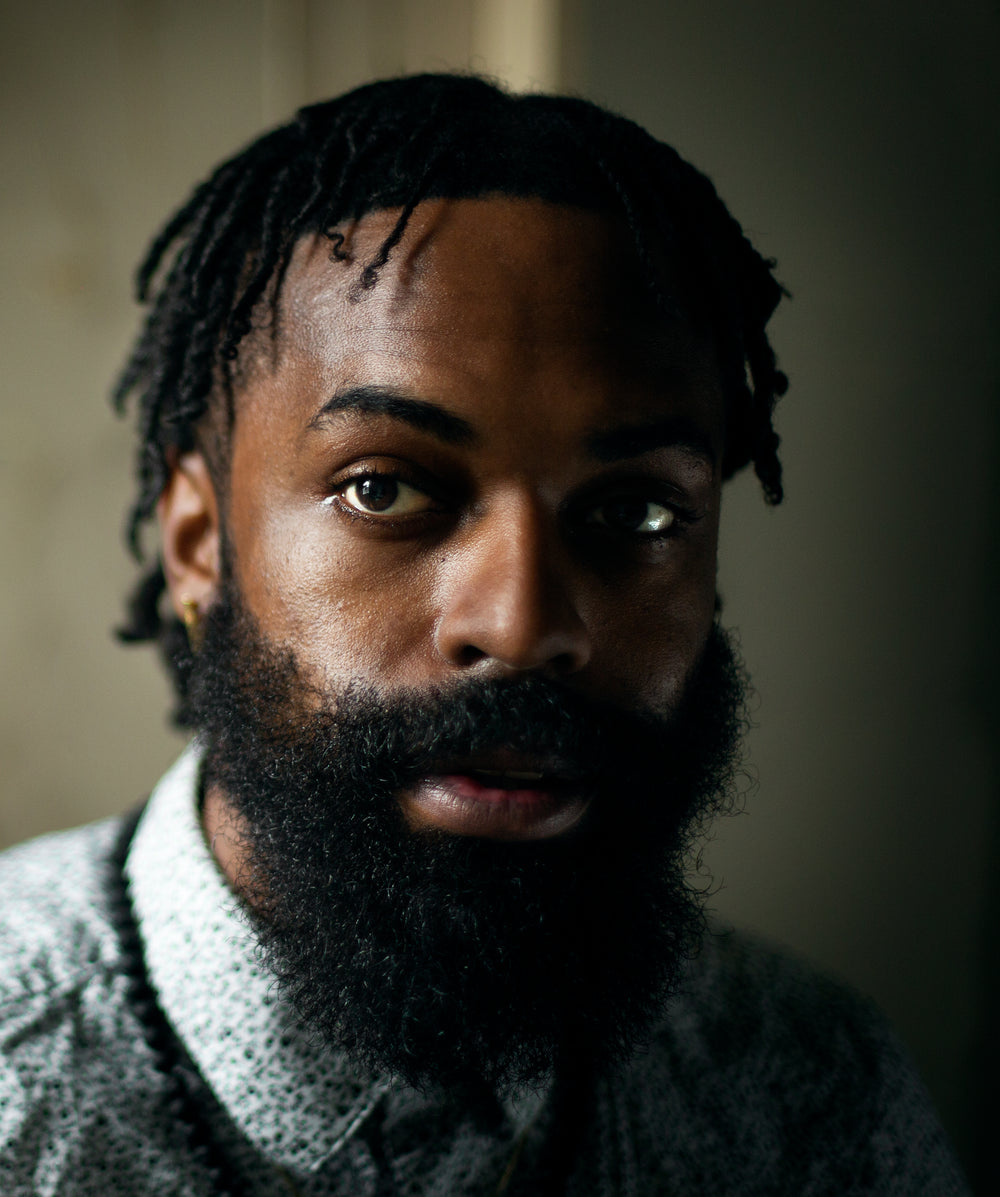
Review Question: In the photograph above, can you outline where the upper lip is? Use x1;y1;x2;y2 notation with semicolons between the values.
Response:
427;749;585;782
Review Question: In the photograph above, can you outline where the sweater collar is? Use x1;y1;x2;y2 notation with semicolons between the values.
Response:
126;743;387;1174
125;744;547;1179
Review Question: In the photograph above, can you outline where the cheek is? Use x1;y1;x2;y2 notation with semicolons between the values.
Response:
230;500;441;684
583;541;719;712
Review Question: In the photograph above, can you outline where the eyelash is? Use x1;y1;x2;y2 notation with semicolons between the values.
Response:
323;467;441;525
324;467;699;543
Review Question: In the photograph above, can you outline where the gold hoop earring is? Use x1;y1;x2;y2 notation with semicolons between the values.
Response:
180;597;204;653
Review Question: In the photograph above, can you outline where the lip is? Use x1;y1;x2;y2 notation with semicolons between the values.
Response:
399;767;591;841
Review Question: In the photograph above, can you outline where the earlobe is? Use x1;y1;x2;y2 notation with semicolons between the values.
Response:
157;451;221;621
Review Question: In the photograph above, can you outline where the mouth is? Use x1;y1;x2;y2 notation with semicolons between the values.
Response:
398;752;592;841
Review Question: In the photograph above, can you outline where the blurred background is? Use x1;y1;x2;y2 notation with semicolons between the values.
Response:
1;0;997;1187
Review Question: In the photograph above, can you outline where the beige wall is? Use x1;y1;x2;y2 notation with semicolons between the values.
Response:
1;0;996;1180
0;0;566;852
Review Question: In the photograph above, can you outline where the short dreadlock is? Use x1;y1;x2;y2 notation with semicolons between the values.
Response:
113;72;788;708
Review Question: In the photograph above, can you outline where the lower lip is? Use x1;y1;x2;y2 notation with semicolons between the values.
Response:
399;774;590;841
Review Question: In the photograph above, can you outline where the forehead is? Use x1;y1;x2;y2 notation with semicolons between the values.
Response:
285;197;648;340
239;196;724;445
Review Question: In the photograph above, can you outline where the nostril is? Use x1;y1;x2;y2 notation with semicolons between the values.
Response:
549;649;582;676
454;644;489;668
434;587;592;674
432;515;592;674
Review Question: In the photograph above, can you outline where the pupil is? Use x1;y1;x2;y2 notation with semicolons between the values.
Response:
606;498;648;529
359;477;398;511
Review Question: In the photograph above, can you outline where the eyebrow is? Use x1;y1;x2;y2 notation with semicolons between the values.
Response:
586;417;717;466
311;384;716;466
309;385;477;445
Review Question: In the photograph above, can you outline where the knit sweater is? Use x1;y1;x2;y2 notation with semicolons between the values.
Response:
0;749;970;1195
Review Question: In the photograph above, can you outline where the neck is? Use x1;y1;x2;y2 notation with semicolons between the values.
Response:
200;784;249;894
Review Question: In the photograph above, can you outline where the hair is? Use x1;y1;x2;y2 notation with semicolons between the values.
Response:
112;72;788;706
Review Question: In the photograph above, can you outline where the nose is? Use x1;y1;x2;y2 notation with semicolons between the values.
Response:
433;497;591;676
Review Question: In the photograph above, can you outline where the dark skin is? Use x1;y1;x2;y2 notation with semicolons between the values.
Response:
157;197;727;878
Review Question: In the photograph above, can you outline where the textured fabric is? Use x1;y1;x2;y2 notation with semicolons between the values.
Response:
0;747;971;1195
125;746;390;1174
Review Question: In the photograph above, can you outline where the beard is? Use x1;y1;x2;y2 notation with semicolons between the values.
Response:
186;582;749;1096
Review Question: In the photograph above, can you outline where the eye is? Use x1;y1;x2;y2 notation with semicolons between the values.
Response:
586;496;677;536
339;474;435;518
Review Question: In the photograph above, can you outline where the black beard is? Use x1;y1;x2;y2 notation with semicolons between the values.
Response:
187;585;749;1096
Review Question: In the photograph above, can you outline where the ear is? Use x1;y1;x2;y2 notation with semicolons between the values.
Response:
157;451;221;620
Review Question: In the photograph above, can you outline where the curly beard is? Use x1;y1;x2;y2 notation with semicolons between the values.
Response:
187;583;749;1096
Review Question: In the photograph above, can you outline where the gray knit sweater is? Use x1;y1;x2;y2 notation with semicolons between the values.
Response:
0;750;970;1195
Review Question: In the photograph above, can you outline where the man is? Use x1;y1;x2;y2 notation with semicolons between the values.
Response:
0;74;968;1195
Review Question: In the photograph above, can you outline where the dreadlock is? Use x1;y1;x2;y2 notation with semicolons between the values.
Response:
113;72;789;708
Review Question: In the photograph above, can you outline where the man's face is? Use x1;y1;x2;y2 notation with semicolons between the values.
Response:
219;197;725;837
164;196;742;1092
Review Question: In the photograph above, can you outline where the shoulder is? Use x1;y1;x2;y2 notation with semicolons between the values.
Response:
0;817;126;1004
0;817;189;1194
0;819;129;1103
631;927;897;1113
620;927;970;1196
666;925;891;1065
